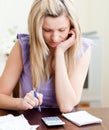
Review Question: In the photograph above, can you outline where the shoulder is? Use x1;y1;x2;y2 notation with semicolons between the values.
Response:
17;33;30;46
77;38;93;59
17;34;30;65
81;37;93;48
17;33;30;52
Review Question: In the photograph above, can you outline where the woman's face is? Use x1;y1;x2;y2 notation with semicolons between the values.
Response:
42;14;71;48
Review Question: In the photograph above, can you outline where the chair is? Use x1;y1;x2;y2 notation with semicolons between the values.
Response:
13;82;19;97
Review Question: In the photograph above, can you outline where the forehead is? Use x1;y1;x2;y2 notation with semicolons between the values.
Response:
43;15;70;28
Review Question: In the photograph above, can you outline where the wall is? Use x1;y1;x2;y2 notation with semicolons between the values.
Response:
75;0;109;107
0;0;33;37
89;0;109;107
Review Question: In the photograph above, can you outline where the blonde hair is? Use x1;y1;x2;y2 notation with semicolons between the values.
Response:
28;0;81;89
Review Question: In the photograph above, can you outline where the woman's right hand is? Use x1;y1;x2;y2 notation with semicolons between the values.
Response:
56;29;76;54
18;90;43;110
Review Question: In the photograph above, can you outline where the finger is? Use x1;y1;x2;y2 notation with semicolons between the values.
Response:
68;29;76;40
24;101;34;110
22;99;34;110
37;93;43;105
34;97;39;106
24;96;36;107
26;91;36;102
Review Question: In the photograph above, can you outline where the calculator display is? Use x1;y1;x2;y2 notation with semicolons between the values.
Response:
42;116;65;126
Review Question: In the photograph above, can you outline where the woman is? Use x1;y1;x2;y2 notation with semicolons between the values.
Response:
0;0;92;113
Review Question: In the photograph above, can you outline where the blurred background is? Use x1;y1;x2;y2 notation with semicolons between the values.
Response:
0;0;109;107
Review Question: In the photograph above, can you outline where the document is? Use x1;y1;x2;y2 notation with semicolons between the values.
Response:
0;114;39;130
62;110;102;126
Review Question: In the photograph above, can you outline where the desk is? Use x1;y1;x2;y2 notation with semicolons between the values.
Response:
0;107;109;130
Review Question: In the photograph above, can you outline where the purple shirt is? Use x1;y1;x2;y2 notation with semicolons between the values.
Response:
17;34;93;108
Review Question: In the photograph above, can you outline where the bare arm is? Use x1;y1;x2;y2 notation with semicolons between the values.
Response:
0;41;22;95
0;41;23;110
55;34;91;113
0;41;43;110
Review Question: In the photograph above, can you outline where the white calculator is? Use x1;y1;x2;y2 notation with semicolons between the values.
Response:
41;116;65;126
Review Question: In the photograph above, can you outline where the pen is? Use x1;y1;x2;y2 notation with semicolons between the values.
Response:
34;90;41;112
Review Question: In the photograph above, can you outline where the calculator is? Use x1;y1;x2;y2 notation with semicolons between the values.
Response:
41;116;65;126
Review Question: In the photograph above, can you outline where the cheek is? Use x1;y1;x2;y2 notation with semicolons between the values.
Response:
43;33;49;42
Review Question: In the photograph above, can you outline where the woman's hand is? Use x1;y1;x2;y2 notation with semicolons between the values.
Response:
56;30;76;53
19;90;43;110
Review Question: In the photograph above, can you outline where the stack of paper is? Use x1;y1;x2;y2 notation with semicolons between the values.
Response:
62;110;102;126
0;114;39;130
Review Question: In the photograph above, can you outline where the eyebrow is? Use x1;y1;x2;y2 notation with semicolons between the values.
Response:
42;26;68;30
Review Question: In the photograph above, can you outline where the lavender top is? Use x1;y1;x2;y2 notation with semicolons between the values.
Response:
17;34;93;108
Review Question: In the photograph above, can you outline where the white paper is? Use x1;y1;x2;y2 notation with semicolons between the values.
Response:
62;110;102;126
0;114;39;130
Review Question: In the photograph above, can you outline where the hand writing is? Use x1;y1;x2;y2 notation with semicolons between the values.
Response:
19;90;43;110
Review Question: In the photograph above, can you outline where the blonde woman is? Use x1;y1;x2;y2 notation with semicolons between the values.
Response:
0;0;92;113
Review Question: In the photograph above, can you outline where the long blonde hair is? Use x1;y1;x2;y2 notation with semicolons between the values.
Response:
28;0;81;89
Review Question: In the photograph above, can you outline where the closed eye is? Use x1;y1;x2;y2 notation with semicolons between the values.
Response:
59;29;65;32
43;28;52;32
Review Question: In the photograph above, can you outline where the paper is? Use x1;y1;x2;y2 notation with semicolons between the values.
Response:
62;110;102;126
0;114;39;130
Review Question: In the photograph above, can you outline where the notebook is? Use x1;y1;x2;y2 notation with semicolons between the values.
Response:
62;110;102;126
0;114;39;130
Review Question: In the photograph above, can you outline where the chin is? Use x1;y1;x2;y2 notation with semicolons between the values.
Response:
48;44;57;48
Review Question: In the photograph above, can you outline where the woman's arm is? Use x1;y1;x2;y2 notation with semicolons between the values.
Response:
55;35;91;113
0;41;23;110
0;41;43;110
0;41;22;95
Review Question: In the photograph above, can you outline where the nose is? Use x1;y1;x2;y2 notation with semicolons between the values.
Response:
51;32;60;42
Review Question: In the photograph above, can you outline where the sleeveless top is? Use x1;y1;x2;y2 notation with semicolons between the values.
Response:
17;34;93;108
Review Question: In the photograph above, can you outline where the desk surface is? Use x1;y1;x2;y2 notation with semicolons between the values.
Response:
0;107;109;130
